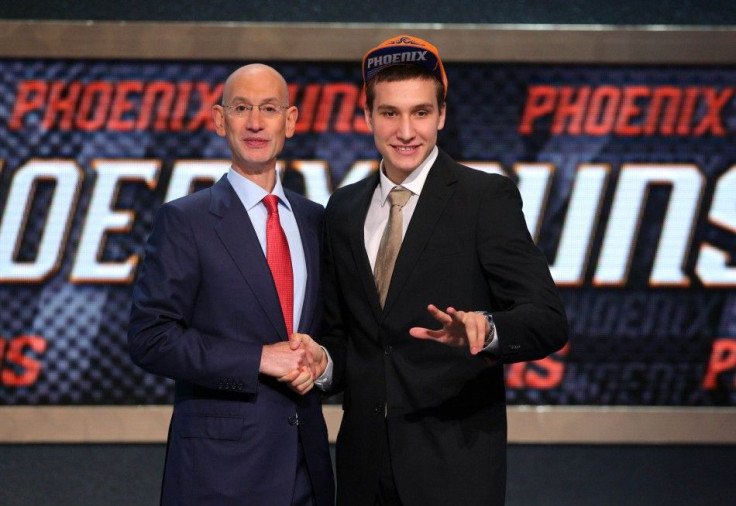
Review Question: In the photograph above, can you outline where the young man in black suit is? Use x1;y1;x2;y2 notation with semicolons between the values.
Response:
305;35;568;506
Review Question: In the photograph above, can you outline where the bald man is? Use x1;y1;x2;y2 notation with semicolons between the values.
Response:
128;64;334;506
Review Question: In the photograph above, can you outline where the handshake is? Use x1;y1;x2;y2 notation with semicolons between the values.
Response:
259;334;328;395
257;304;491;395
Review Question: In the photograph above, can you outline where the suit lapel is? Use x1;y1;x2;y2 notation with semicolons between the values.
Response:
347;173;385;320
383;153;457;313
210;176;286;339
288;191;319;334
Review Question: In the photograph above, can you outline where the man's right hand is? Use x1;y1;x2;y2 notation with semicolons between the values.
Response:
270;334;329;395
291;333;328;378
259;339;311;379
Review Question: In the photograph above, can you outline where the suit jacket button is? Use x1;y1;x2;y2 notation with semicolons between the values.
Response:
288;414;299;426
384;346;392;355
373;404;383;414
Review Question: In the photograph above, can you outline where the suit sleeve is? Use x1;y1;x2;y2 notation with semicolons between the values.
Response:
315;199;348;396
127;203;263;393
478;175;569;363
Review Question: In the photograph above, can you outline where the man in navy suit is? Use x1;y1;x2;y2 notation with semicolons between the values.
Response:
306;36;568;505
128;64;334;506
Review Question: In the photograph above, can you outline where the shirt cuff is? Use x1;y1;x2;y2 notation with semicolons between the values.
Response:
313;346;333;391
475;311;500;357
483;333;500;355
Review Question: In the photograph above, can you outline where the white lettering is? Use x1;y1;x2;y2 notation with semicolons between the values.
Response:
71;160;160;283
337;160;379;188
697;166;736;286
594;164;702;287
0;160;82;281
515;163;554;241
165;160;229;203
290;160;332;206
549;164;609;285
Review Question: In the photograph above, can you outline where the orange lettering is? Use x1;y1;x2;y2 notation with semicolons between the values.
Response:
10;80;48;130
1;335;47;387
702;338;736;389
518;85;557;135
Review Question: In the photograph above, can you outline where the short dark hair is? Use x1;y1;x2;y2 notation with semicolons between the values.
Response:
365;65;446;112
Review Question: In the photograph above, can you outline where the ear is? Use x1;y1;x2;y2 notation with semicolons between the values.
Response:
363;105;375;132
437;103;446;131
212;105;226;136
284;106;298;138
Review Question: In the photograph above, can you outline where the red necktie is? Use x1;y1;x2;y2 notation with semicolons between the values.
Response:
263;194;294;336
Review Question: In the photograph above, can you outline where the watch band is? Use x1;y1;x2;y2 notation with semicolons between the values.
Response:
474;311;496;348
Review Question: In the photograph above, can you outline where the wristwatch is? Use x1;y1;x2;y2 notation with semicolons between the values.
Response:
474;311;496;348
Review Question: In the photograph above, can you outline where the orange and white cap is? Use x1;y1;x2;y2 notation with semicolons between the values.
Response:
362;34;448;97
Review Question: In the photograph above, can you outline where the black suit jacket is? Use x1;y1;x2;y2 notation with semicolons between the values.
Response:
128;175;334;506
320;150;568;506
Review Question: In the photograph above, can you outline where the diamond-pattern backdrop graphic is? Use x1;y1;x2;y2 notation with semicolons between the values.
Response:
0;59;734;405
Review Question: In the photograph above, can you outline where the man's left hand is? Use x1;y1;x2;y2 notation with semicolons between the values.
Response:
409;304;489;355
278;333;328;394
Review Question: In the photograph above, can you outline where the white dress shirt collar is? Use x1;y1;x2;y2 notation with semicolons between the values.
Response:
377;145;438;204
226;168;292;212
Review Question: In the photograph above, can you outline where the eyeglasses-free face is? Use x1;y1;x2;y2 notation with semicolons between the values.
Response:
364;77;445;184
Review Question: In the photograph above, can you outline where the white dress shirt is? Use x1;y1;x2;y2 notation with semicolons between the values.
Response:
227;168;307;334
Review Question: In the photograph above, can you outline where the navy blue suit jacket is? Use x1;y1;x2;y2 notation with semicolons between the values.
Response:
129;175;334;506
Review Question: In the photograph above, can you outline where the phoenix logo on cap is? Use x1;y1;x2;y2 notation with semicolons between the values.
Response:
362;34;448;97
389;36;425;46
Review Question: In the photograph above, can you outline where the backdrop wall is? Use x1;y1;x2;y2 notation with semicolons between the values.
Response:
0;6;735;505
